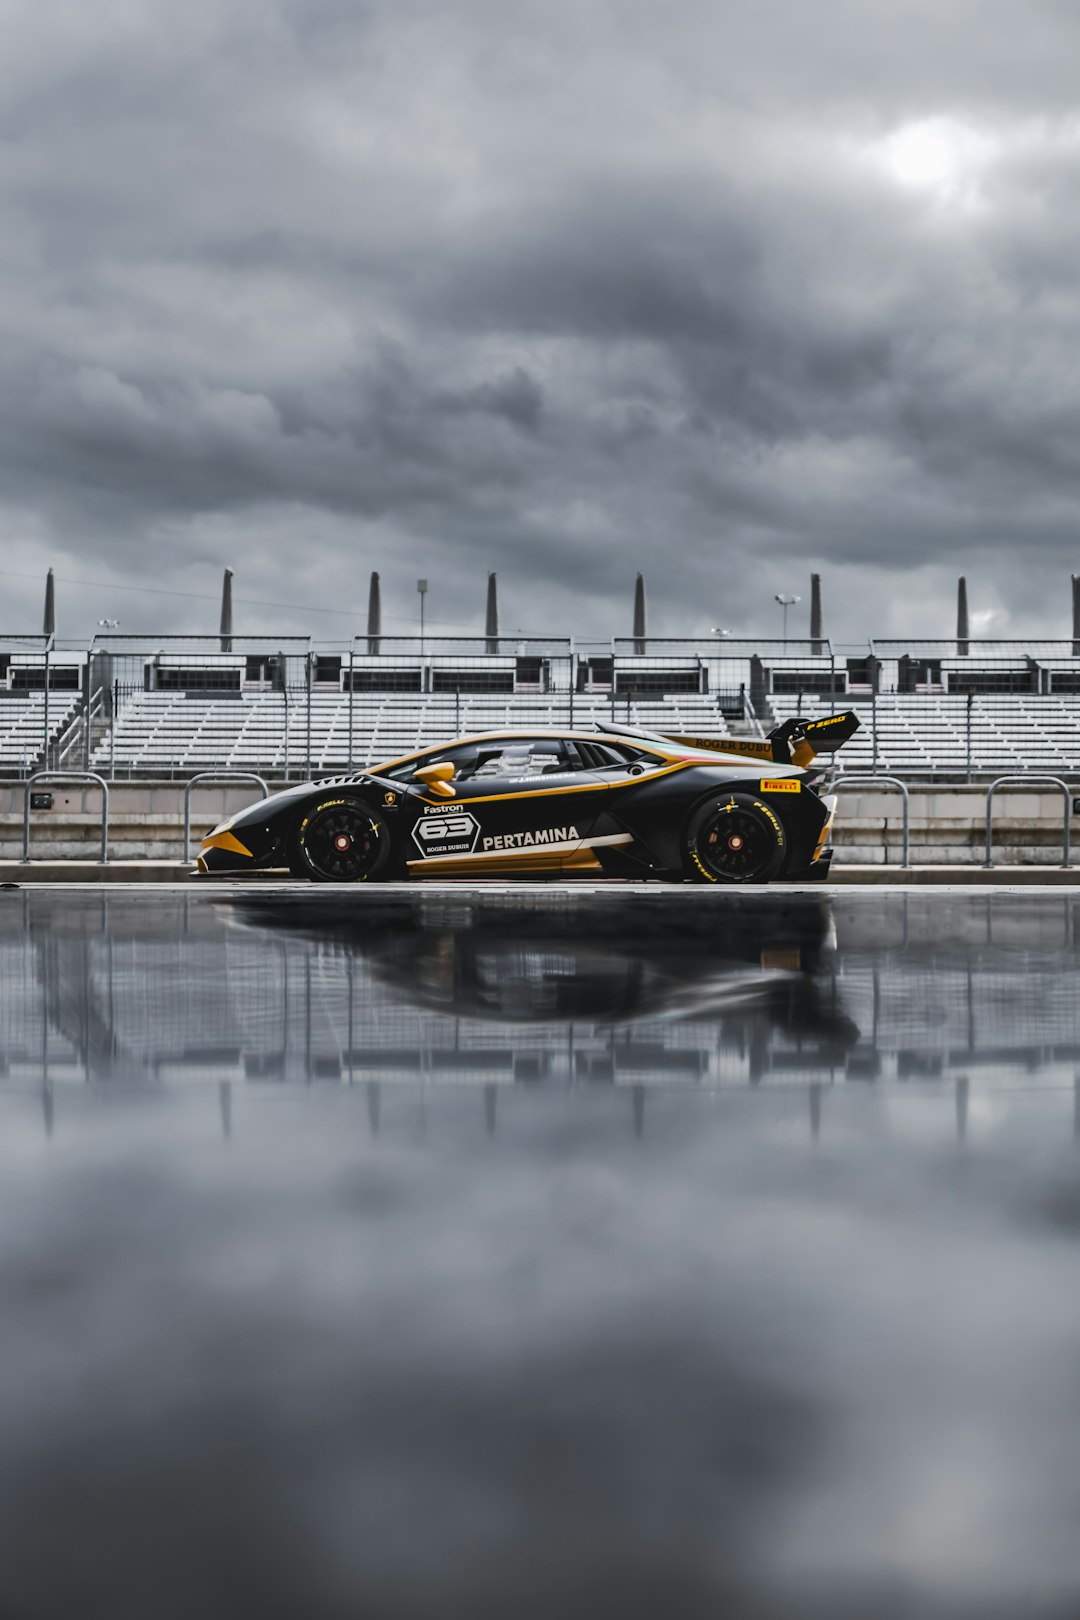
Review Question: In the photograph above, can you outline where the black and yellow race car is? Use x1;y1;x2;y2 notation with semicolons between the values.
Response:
196;711;859;884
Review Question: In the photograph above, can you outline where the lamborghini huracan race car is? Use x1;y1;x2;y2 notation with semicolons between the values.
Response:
196;711;860;884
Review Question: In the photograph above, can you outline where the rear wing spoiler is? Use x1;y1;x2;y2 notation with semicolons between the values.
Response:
765;710;861;767
615;710;861;769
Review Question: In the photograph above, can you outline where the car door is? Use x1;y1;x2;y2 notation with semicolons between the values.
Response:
403;736;605;875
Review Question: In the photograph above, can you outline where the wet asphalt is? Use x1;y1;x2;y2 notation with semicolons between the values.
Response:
2;885;1080;1619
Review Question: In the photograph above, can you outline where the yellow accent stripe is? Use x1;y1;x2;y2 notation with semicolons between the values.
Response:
563;848;604;870
406;850;576;877
410;843;577;869
372;729;692;775
200;830;253;858
417;759;694;808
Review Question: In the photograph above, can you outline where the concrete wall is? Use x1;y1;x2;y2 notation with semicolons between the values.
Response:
4;783;267;860
2;780;1077;864
832;785;1077;865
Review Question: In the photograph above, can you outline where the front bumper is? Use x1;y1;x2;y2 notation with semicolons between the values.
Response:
197;829;256;874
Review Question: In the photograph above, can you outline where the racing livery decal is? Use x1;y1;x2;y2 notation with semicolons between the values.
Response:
482;825;579;852
411;812;482;858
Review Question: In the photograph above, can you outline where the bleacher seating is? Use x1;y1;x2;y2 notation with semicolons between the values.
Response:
89;689;747;777
0;694;78;771
83;682;1080;780
773;693;1080;776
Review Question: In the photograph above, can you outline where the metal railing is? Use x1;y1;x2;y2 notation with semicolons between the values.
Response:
183;772;270;862
56;682;107;772
11;763;1080;874
22;771;110;864
984;776;1072;869
833;774;911;868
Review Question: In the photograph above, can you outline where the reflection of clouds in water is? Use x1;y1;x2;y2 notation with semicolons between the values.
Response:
2;892;1080;1613
1;1090;1080;1615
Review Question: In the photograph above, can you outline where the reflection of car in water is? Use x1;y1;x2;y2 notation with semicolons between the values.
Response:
221;893;860;1061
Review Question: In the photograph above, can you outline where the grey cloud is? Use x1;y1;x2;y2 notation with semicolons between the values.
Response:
3;0;1080;640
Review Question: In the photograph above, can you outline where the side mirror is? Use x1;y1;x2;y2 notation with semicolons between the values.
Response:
414;762;456;799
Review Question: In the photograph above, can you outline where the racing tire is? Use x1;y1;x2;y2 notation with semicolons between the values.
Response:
290;797;392;883
684;792;787;884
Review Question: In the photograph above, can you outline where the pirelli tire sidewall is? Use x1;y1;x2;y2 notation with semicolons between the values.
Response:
291;796;393;883
684;791;788;884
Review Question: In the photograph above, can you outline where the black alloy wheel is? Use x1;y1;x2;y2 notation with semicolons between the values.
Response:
292;797;391;882
685;792;786;884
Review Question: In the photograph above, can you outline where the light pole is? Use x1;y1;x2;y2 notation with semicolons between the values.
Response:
774;593;800;640
416;578;428;656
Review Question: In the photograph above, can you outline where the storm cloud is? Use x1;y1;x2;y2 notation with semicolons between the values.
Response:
4;0;1080;641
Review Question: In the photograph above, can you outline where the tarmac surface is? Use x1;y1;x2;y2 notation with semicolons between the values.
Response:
4;861;1080;883
4;884;1080;1617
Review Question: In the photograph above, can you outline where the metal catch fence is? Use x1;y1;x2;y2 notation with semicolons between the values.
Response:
5;634;1080;787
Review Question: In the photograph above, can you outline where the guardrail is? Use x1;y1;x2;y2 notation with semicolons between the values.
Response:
23;771;110;863
833;774;911;868
183;772;270;862
984;776;1072;869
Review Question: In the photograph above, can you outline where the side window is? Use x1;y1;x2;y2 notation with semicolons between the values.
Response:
426;743;486;778
587;741;635;768
380;757;427;782
466;738;579;781
576;739;667;770
378;737;665;782
379;742;483;782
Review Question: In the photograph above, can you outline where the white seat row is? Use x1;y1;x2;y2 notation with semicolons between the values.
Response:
0;694;78;770
774;693;1080;775
90;690;749;776
74;685;1080;778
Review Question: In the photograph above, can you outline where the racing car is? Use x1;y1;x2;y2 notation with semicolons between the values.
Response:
196;711;860;884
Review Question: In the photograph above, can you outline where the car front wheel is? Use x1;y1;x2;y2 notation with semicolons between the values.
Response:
684;792;786;884
291;797;392;882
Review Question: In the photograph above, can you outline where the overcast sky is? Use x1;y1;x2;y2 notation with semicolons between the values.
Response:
4;0;1080;646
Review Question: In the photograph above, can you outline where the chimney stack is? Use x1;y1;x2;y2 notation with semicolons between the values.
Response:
485;572;499;654
367;571;381;655
219;567;234;653
810;572;823;654
632;573;647;654
957;576;969;656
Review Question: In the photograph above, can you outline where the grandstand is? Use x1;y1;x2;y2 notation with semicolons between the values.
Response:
85;689;743;777
769;693;1080;776
9;631;1080;783
0;640;82;773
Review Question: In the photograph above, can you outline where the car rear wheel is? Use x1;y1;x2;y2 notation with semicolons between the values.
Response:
684;792;786;884
291;797;391;882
